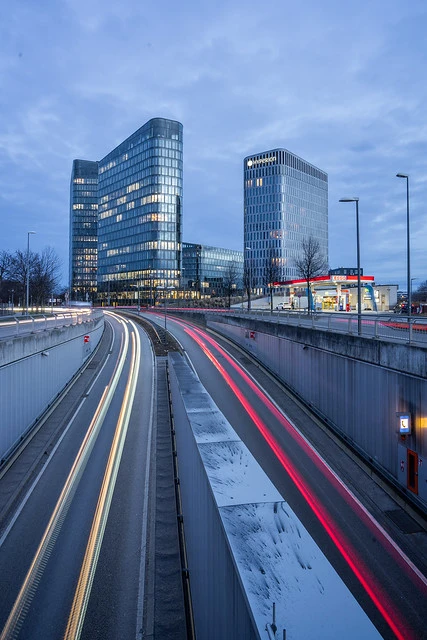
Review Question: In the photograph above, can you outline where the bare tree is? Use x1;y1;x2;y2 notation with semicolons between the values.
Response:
294;237;328;314
223;261;239;308
413;280;427;303
31;247;62;307
0;251;12;301
0;250;12;283
9;249;37;310
262;250;281;312
9;247;61;310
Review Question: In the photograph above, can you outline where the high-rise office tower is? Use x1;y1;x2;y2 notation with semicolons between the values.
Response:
97;117;183;304
243;149;328;289
69;159;99;301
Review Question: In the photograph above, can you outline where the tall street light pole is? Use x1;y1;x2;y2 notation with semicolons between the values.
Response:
396;173;410;321
164;285;175;329
26;231;36;315
245;246;252;311
339;198;361;335
411;277;418;311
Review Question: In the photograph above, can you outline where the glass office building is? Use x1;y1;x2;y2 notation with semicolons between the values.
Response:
243;149;328;289
182;243;243;297
69;159;99;301
97;118;183;304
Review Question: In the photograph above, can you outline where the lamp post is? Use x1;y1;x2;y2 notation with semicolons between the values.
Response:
164;286;175;329
396;173;411;320
339;198;361;335
245;246;252;311
26;231;36;315
411;277;418;313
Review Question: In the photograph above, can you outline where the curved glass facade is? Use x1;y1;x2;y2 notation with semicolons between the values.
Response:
69;159;98;301
243;149;328;288
97;118;183;303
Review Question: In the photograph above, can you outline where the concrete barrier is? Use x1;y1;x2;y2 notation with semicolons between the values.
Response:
169;352;381;639
0;314;104;461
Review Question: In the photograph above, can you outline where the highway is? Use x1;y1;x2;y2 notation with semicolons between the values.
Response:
0;307;426;639
0;312;156;639
147;310;427;640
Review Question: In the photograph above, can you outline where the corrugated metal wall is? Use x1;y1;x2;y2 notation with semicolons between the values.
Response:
208;319;427;505
0;317;104;460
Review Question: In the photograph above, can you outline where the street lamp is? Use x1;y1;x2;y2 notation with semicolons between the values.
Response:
26;231;36;315
157;285;175;329
411;277;418;311
339;198;362;335
164;286;175;329
245;246;252;311
396;173;411;320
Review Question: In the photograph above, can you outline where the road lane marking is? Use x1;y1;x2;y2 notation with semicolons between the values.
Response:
182;324;413;640
135;332;155;640
0;318;115;549
173;317;427;590
64;318;141;640
0;320;129;640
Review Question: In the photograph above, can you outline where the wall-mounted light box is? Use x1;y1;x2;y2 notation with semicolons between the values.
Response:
396;412;411;435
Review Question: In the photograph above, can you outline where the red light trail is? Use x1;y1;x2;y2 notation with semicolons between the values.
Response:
169;317;422;640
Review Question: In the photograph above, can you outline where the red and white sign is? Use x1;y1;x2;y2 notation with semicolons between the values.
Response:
249;331;255;339
84;335;90;343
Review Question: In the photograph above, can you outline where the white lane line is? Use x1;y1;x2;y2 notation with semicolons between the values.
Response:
64;318;141;639
0;320;115;549
135;328;156;640
0;318;129;639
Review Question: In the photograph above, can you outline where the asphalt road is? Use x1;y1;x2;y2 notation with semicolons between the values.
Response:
0;312;156;640
147;311;427;640
1;307;426;639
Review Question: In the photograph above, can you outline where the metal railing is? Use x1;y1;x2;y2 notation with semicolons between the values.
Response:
0;309;104;340
166;307;427;347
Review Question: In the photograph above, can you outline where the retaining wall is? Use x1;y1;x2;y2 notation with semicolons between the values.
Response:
0;314;104;460
202;314;427;506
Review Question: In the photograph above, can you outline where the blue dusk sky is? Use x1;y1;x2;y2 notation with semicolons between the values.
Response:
1;0;426;289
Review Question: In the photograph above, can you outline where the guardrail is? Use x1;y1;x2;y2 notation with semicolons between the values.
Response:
0;309;104;340
164;307;427;347
262;310;426;345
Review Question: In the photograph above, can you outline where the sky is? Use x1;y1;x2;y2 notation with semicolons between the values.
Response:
1;0;426;290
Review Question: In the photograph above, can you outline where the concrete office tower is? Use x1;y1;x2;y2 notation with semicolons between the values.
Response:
97;118;183;304
243;149;328;289
69;159;99;301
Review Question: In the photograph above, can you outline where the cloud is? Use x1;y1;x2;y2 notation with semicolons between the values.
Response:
0;0;426;288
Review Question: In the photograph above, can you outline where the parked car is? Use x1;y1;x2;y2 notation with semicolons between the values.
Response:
276;302;292;310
